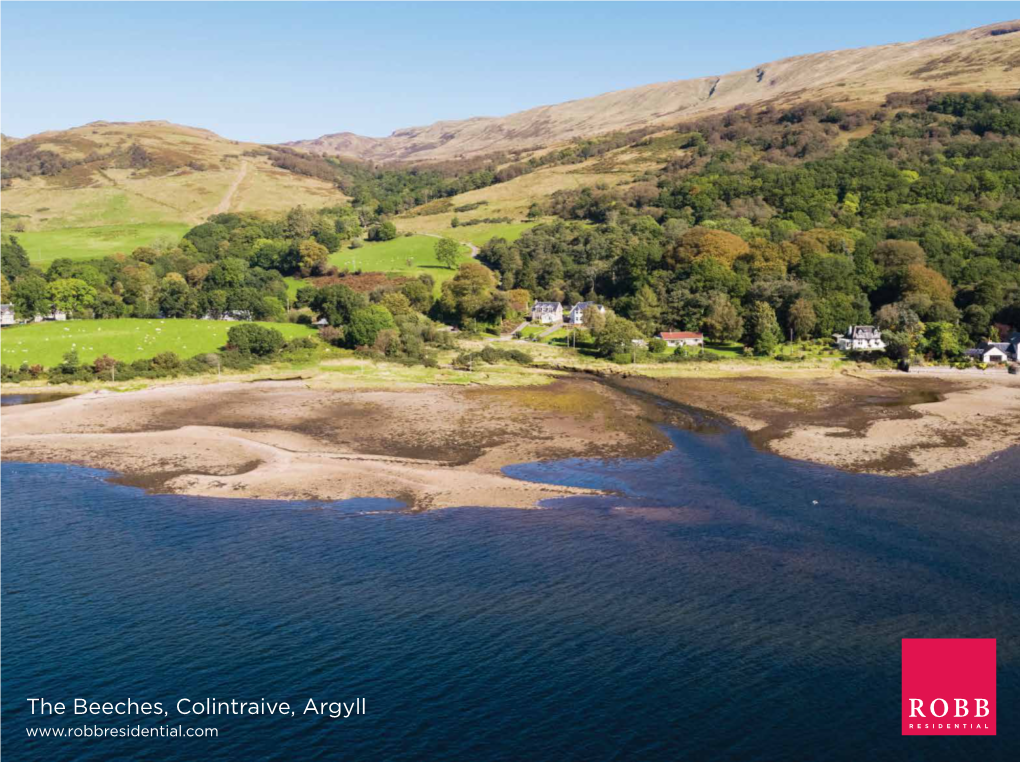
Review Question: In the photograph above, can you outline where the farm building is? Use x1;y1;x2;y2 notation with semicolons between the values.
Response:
530;302;563;325
566;302;606;325
658;331;704;348
836;325;885;352
1;304;14;327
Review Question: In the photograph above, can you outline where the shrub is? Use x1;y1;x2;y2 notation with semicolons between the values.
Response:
317;325;344;346
226;323;285;356
648;337;667;353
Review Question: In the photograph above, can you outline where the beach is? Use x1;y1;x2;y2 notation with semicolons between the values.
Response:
3;368;1018;507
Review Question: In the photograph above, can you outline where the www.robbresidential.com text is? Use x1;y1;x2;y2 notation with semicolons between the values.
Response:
27;697;366;719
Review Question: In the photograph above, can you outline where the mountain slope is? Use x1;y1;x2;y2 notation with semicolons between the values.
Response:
288;20;1020;163
1;120;347;232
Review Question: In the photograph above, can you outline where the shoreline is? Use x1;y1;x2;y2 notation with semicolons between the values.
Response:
3;368;1018;508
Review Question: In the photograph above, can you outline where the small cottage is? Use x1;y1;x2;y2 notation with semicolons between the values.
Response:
530;301;563;325
966;341;1010;364
658;331;704;348
836;325;885;352
0;304;14;327
566;302;605;325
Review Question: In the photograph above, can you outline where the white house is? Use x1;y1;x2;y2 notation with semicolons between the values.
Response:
836;325;885;352
966;341;1010;364
0;304;14;326
530;301;563;325
566;302;606;325
48;309;67;322
658;331;704;348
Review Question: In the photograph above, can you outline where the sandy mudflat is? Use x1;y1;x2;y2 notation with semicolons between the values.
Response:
3;368;1018;508
0;378;669;509
617;368;1020;476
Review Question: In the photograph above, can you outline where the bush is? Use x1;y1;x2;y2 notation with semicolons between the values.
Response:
226;323;285;356
648;337;667;353
317;325;345;347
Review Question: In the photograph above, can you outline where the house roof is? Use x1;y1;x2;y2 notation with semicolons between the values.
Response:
847;325;881;339
570;302;603;312
658;331;703;340
532;301;561;311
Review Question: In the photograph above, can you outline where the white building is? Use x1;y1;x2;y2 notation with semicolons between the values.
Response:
836;325;885;352
966;341;1011;364
0;304;14;326
530;301;563;325
658;331;704;348
48;309;67;322
566;302;606;325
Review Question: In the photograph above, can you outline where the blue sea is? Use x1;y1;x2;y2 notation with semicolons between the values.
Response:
2;419;1018;761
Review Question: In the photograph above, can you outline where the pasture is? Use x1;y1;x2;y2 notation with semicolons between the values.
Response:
1;319;316;368
328;235;472;285
14;223;192;265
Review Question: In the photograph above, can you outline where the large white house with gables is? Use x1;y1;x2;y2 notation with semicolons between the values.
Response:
530;301;563;324
836;325;885;352
566;302;606;325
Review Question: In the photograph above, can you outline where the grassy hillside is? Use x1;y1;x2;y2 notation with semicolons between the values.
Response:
14;223;192;264
1;319;316;368
329;235;472;284
1;121;348;257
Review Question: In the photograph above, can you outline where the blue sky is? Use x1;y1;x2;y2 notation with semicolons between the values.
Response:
1;2;1013;142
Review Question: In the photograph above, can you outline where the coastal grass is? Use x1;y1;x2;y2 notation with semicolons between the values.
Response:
1;318;316;368
15;223;192;264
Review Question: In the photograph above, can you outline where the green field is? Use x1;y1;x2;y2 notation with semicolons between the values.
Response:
14;223;192;265
283;277;304;303
329;235;471;283
454;222;536;248
703;341;746;358
1;319;316;368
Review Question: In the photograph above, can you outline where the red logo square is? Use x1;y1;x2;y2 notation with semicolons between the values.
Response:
902;638;996;735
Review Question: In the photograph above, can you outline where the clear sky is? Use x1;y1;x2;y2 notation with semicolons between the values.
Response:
1;2;1014;142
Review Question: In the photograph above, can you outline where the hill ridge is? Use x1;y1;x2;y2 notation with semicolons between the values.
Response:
286;19;1020;162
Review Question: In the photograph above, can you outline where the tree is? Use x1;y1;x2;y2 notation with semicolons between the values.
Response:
48;278;97;316
298;238;329;276
158;273;194;318
380;291;413;318
787;298;817;340
206;258;248;290
400;279;434;313
11;274;51;317
630;285;662;335
310;283;367;327
591;314;640;358
368;221;397;241
346;305;396;347
700;293;743;342
874;240;926;270
226;323;285;356
921;321;964;362
664;227;750;270
439;262;497;326
745;301;782;356
1;235;31;279
435;237;460;269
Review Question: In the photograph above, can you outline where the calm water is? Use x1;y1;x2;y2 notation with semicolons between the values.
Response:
2;422;1018;761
